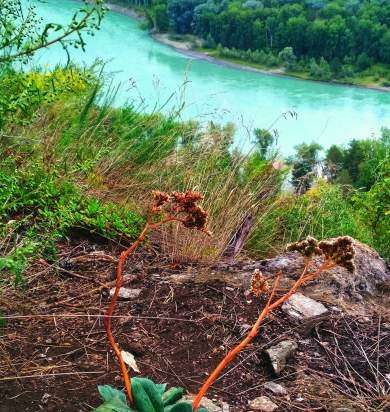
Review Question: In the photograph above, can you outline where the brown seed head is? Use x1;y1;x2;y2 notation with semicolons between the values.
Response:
152;190;170;212
151;190;211;235
318;236;355;272
286;236;322;258
250;269;270;297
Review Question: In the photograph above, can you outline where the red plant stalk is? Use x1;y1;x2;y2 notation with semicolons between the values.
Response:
105;216;180;405
192;258;336;410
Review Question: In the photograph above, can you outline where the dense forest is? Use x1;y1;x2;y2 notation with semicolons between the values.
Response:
121;0;390;84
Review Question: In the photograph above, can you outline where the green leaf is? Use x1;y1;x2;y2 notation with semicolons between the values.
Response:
155;383;167;396
92;398;134;412
132;379;159;412
164;402;208;412
98;385;127;403
164;402;192;412
162;387;184;406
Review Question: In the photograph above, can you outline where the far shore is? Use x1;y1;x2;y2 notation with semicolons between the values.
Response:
105;2;389;93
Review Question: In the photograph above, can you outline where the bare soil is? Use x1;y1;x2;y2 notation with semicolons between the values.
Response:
0;236;389;412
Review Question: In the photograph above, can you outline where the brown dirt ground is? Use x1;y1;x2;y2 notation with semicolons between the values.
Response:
0;237;389;412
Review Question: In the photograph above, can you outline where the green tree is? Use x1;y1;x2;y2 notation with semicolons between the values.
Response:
325;144;345;181
254;128;275;159
290;142;322;194
0;0;105;64
278;46;297;70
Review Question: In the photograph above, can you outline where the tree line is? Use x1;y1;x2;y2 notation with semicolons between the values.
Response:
120;0;389;82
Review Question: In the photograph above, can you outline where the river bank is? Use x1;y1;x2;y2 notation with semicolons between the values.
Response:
151;33;390;93
103;3;389;93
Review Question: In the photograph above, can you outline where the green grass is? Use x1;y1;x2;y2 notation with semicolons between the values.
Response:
247;180;377;257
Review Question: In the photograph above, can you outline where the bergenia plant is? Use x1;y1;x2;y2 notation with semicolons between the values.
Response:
94;377;207;412
96;191;211;412
95;187;356;412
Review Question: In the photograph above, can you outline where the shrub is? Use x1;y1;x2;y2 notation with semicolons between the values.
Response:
0;164;143;283
278;46;297;70
278;181;373;245
356;52;373;71
353;162;390;258
0;66;94;127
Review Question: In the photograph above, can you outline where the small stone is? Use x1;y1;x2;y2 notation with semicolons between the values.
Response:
240;323;251;334
184;395;222;412
264;340;298;375
282;293;328;322
40;393;51;405
334;409;356;412
248;396;278;411
109;287;142;300
263;381;287;395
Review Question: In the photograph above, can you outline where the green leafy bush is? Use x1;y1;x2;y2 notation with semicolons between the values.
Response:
0;66;94;127
248;180;375;257
0;164;143;283
279;181;373;244
353;162;390;258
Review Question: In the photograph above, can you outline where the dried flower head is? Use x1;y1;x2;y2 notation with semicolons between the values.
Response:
287;235;355;272
152;191;170;212
318;236;355;272
286;236;322;258
171;191;204;205
250;269;270;297
170;191;211;235
150;190;211;235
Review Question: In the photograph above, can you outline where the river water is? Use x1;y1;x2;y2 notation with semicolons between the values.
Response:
30;0;390;154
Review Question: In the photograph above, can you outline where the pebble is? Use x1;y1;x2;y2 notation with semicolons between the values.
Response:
109;287;142;300
263;381;287;396
248;396;278;412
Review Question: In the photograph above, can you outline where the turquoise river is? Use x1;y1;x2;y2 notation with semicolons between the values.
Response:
30;0;390;154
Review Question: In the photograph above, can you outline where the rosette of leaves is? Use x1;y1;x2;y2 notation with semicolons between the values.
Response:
93;377;208;412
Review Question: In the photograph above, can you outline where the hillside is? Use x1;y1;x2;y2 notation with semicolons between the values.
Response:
0;1;389;411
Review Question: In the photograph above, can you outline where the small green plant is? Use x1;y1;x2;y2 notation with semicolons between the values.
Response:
103;191;210;408
0;66;94;127
94;378;207;412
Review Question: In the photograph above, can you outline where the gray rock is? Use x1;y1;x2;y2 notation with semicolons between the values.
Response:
109;287;142;300
248;396;278;411
263;381;287;396
183;395;223;412
282;293;328;322
248;239;390;300
264;340;298;375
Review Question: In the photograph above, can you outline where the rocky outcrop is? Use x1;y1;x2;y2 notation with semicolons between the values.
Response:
216;238;389;300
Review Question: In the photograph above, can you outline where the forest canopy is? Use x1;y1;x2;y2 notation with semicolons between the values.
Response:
124;0;390;81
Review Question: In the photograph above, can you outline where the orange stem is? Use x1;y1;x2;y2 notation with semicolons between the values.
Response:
192;259;336;410
105;216;179;405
